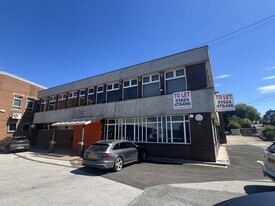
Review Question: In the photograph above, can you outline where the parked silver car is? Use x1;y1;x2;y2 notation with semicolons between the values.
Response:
0;136;30;153
82;140;146;172
263;142;275;181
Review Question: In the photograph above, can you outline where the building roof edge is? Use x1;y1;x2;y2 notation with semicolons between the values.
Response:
0;71;47;89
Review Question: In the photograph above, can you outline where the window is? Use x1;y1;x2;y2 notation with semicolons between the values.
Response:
12;95;23;109
107;83;120;103
165;69;186;94
105;115;190;144
26;98;34;111
41;98;48;112
49;96;56;111
142;74;160;97
87;88;95;105
96;86;104;104
123;79;138;100
22;123;30;132
68;91;78;108
69;91;78;99
79;89;86;106
59;94;67;100
8;122;17;132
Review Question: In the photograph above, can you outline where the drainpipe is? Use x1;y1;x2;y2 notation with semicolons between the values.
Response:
49;126;56;153
78;124;85;157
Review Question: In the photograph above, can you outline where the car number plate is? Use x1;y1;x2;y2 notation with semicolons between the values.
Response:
88;154;97;159
268;158;275;164
17;146;24;149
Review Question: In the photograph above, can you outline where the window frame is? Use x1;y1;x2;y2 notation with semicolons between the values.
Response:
164;68;187;94
26;98;35;111
142;74;160;97
106;82;120;103
59;94;67;101
8;122;17;132
123;78;138;100
12;95;23;109
105;115;191;144
68;91;78;99
96;85;104;104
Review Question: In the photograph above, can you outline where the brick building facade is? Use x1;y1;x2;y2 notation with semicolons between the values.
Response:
0;72;45;144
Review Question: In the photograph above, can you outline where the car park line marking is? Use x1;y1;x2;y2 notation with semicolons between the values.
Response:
184;163;228;168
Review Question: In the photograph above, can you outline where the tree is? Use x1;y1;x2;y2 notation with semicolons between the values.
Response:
224;103;261;126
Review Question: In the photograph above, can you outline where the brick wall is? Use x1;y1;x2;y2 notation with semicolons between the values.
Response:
0;74;44;140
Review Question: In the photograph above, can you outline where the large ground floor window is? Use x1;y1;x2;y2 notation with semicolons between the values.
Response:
105;115;191;144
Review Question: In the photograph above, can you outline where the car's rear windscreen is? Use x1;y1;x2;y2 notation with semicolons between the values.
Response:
88;144;109;152
12;137;28;141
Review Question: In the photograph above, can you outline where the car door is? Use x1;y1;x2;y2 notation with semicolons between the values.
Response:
126;142;138;162
119;142;132;163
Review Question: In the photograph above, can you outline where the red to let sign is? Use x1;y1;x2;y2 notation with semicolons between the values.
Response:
173;91;192;110
215;94;235;112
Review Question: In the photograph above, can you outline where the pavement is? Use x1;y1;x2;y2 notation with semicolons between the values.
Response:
28;143;231;168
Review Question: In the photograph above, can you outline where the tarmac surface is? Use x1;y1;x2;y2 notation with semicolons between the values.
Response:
1;135;275;205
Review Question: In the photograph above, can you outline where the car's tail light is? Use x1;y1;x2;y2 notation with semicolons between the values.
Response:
102;153;111;158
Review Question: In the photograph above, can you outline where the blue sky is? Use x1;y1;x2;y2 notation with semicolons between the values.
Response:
0;0;275;115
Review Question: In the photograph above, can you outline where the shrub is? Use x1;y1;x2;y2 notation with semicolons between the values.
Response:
228;122;241;130
262;125;275;140
239;118;252;128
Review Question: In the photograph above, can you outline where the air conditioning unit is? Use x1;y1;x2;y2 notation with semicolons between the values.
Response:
12;113;22;120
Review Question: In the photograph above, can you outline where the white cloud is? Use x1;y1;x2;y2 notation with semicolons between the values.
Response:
262;76;275;80
215;83;222;87
265;66;275;70
257;85;275;94
215;74;232;79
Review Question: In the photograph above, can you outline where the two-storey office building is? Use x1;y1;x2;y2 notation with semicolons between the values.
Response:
0;71;45;144
33;46;222;162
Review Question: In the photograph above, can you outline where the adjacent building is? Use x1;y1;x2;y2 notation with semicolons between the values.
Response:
0;71;46;144
33;46;223;162
263;110;275;125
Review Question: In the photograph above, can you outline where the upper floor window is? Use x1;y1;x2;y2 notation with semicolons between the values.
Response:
49;96;56;111
59;94;67;101
165;68;186;94
123;79;138;100
69;91;78;99
142;74;160;97
26;98;34;111
8;122;17;132
41;98;48;112
107;83;120;103
12;95;23;109
79;89;86;106
87;88;94;105
96;86;104;104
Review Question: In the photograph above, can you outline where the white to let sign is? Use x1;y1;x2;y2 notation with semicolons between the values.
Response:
215;94;235;112
173;91;192;110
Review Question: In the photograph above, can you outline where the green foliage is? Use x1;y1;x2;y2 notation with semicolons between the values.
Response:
224;103;261;129
262;125;275;140
239;118;252;128
228;122;241;130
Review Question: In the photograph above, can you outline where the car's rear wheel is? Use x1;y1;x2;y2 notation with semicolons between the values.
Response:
4;147;9;154
113;157;123;172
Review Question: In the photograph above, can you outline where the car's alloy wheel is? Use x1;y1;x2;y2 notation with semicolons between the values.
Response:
113;157;123;172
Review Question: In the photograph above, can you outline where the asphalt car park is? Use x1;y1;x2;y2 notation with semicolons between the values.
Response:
72;136;272;190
